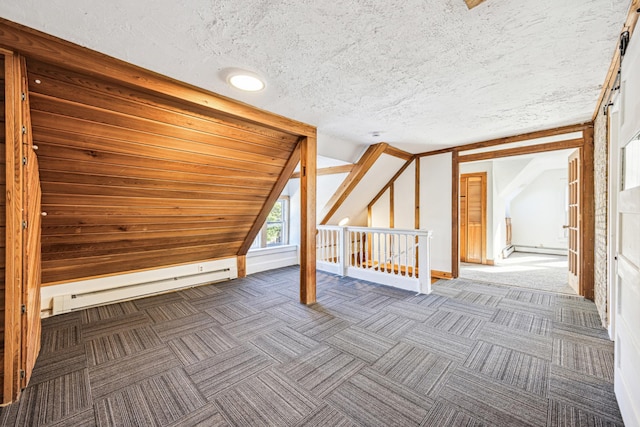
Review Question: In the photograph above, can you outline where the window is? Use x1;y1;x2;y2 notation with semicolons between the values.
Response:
250;197;289;249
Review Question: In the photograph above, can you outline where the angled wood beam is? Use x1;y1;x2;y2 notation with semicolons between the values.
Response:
237;142;301;255
320;143;388;224
457;138;583;163
290;164;353;179
300;135;317;305
0;18;315;137
593;0;640;120
368;156;415;210
465;0;486;9
384;145;413;161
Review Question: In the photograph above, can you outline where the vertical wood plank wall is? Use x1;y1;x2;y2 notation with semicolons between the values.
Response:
0;55;5;402
25;60;300;284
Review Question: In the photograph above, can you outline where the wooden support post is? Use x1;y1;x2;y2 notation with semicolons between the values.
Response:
389;183;394;228
415;157;420;229
3;52;23;403
581;127;595;300
237;255;246;278
451;151;460;279
300;135;317;305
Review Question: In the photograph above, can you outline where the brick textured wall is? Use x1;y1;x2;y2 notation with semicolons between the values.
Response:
593;109;608;327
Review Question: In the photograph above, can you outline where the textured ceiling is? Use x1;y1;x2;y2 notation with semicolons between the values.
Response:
0;0;630;159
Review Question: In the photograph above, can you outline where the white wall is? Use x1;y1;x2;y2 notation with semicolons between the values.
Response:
394;162;416;229
510;168;568;251
420;153;453;274
288;155;351;246
371;189;390;227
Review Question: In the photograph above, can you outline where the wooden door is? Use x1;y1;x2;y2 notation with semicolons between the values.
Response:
614;132;640;426
567;150;580;293
460;173;486;264
20;58;41;389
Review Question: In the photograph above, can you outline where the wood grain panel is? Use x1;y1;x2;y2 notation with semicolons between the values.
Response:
24;60;300;284
0;56;4;403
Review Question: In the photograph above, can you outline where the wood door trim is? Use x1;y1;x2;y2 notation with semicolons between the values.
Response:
460;172;487;265
581;128;595;300
450;126;596;299
458;138;583;163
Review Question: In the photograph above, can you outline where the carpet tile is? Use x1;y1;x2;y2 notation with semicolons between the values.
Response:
185;344;273;398
422;399;488;427
214;369;317;426
88;346;181;400
85;325;162;366
552;338;614;381
295;404;359;427
491;309;551;336
250;326;319;363
464;341;550;396
95;368;205;427
357;311;417;339
11;369;92;426
324;326;396;363
280;345;365;397
373;342;454;396
168;327;239;366
0;267;624;426
441;367;549;427
327;367;433;427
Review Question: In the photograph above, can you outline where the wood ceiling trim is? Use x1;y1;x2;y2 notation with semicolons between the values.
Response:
457;137;584;163
464;0;486;10
383;145;413;161
592;0;640;120
417;122;592;157
319;142;388;225
0;18;316;137
290;164;353;179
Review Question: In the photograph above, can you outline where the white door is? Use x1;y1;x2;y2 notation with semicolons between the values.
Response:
614;31;640;427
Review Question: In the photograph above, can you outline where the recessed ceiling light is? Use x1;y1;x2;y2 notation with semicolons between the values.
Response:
338;217;350;226
227;72;265;92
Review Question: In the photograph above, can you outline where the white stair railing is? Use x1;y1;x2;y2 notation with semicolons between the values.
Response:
316;226;433;294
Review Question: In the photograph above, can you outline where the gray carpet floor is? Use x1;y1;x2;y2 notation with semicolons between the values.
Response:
0;266;622;426
460;252;574;295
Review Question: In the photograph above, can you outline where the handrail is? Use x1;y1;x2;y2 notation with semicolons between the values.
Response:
316;225;433;294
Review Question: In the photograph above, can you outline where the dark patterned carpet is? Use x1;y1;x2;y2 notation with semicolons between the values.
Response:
0;267;622;426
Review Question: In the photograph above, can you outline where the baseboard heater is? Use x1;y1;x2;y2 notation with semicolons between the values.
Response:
49;260;236;316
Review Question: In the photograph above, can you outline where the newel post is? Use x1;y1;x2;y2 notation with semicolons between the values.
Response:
340;227;348;277
418;231;433;294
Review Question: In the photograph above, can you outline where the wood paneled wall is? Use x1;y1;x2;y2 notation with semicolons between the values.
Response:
0;56;5;401
26;60;300;284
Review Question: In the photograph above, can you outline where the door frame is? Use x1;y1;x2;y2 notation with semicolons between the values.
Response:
452;127;595;300
459;172;487;264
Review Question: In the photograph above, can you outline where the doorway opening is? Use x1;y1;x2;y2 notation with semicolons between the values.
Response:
458;149;577;294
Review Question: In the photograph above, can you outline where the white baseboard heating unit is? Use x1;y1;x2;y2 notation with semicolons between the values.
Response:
44;258;237;316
